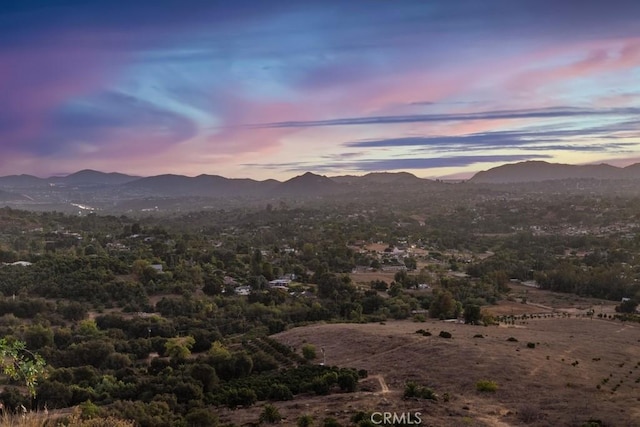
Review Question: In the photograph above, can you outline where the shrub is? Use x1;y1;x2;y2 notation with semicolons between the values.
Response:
476;380;498;392
269;383;293;401
526;342;535;349
323;417;343;427
311;377;330;395
52;411;136;427
404;381;419;398
438;331;452;339
337;371;358;392
418;387;438;400
473;334;484;338
260;404;282;424
506;337;518;342
404;381;438;400
185;408;218;427
302;344;317;360
297;414;314;427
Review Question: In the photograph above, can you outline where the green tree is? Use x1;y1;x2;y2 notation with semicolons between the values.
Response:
337;371;358;392
429;290;456;319
0;338;47;397
463;304;482;325
23;324;54;350
616;299;638;313
164;336;195;360
404;257;417;270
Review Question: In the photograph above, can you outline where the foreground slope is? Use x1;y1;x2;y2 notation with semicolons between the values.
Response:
259;317;640;427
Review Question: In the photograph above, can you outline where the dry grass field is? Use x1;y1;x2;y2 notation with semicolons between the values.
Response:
218;312;639;427
275;318;639;427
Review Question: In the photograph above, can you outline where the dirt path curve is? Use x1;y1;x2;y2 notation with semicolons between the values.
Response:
368;374;390;393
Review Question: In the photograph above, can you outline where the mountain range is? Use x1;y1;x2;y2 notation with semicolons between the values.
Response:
0;169;439;197
0;161;639;212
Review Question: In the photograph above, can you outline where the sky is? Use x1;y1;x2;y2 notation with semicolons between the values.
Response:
1;0;640;180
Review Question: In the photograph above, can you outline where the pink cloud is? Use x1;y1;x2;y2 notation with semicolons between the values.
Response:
204;89;323;156
505;38;640;94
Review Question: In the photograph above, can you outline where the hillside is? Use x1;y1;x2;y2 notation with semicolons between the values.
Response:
470;161;640;183
274;172;341;196
264;316;640;427
49;169;139;186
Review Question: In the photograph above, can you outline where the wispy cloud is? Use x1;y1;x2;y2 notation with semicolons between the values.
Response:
240;107;640;129
39;91;198;158
344;122;640;152
246;154;552;173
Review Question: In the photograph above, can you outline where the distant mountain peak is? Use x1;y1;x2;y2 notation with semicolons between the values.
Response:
38;169;140;187
276;172;338;196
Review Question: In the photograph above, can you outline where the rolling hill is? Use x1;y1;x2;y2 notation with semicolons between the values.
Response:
470;161;640;183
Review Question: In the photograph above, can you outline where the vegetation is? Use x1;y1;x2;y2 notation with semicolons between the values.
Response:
476;380;498;392
0;338;47;397
302;343;317;361
260;404;282;424
0;183;638;424
404;381;438;400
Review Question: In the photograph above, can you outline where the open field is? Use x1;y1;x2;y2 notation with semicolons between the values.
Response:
508;283;619;310
278;319;640;426
218;316;640;426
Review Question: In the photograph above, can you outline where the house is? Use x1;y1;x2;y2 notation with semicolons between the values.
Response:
235;286;251;296
150;264;164;273
269;279;291;287
2;261;33;267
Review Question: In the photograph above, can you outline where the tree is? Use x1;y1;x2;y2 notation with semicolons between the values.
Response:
463;304;482;325
429;290;456;319
337;371;358;392
404;257;417;271
616;299;638;314
0;338;47;397
164;336;195;360
23;324;54;350
185;408;218;427
234;351;254;377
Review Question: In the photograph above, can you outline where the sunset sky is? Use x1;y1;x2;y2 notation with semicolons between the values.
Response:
2;0;640;180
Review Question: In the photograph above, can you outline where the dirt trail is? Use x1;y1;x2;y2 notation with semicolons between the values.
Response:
367;374;390;393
